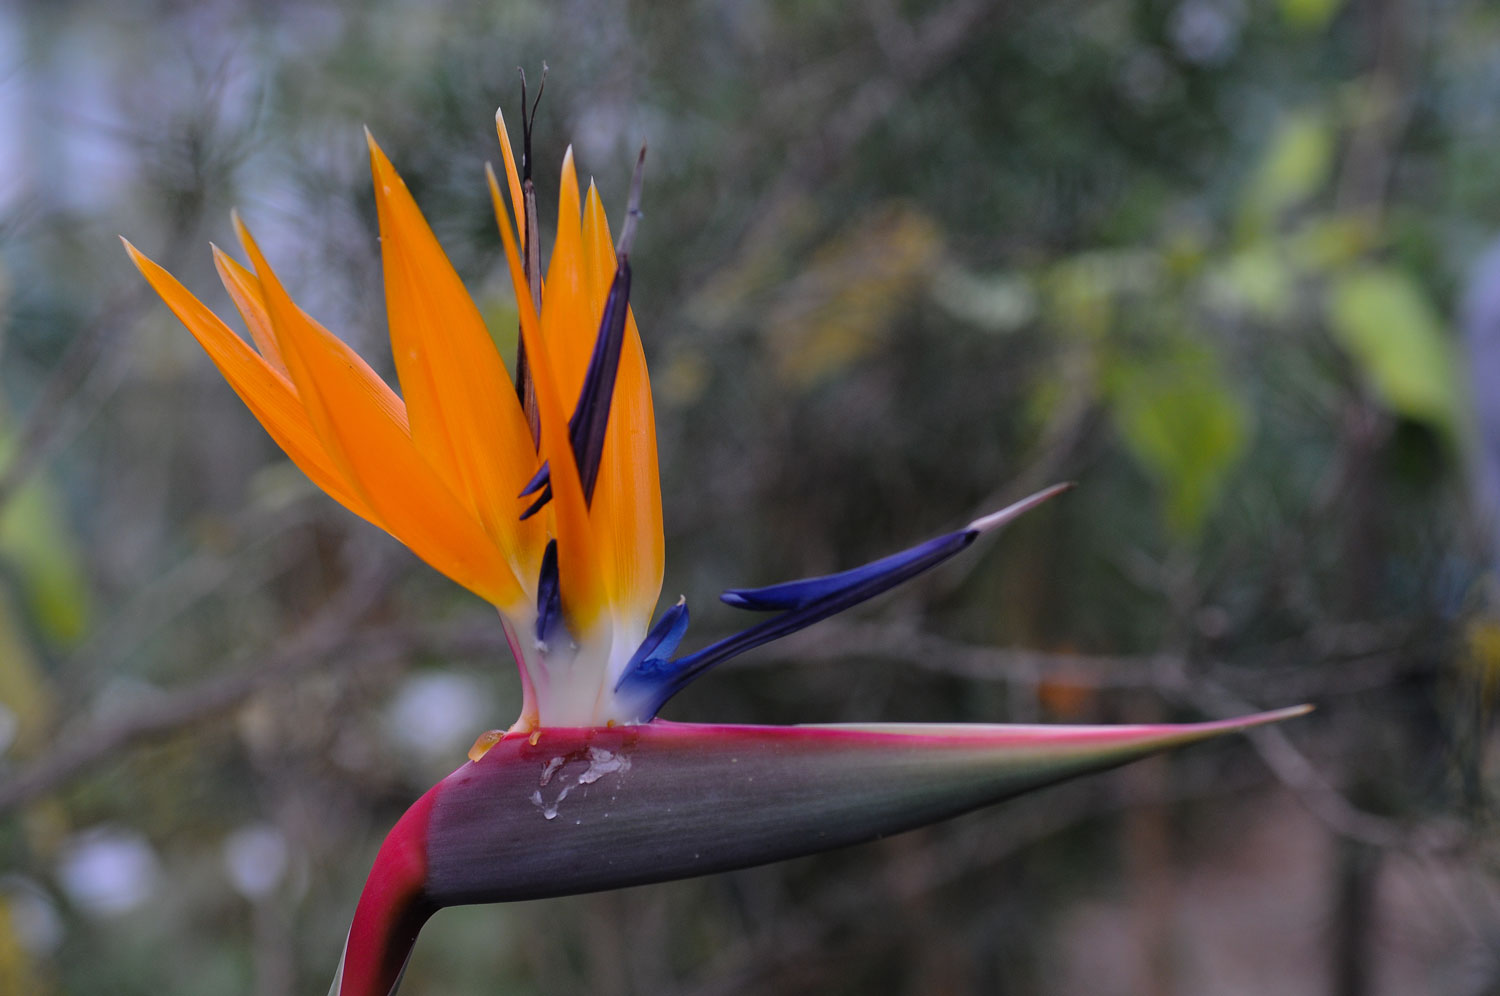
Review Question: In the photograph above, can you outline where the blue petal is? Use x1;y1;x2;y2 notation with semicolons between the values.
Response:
635;598;691;664
564;148;646;508
614;601;691;707
534;539;562;645
567;261;632;505
519;461;550;497
637;529;974;709
519;481;553;521
617;484;1074;721
720;534;970;612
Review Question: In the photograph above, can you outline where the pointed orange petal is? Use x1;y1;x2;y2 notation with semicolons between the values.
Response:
580;182;614;330
542;147;598;400
486;165;606;629
211;246;289;377
581;184;665;629
123;239;378;524
222;215;411;437
580;179;624;309
231;217;523;608
494;108;526;249
366;132;545;587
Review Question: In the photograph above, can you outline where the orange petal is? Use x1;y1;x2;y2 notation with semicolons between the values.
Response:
231;216;523;608
212;247;288;377
122;239;378;524
366;131;545;587
223;217;411;438
581;183;665;627
542;147;597;399
580;182;614;318
486;164;605;629
494;107;526;250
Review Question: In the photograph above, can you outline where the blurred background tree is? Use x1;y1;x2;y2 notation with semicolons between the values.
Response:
0;0;1493;993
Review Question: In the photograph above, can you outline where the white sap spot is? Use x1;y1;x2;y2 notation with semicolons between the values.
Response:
539;756;566;786
529;789;562;821
577;747;630;785
529;747;631;820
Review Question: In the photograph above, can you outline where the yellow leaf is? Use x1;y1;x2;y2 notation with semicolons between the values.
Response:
766;204;942;387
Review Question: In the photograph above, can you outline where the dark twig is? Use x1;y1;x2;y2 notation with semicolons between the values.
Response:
676;758;1275;996
514;64;549;445
0;281;154;512
0;602;513;814
0;552;400;813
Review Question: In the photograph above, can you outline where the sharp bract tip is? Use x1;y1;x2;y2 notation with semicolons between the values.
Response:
967;482;1074;534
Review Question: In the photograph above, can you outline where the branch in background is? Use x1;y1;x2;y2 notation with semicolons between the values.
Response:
1188;679;1463;855
680;0;1006;350
768;618;1438;703
0;281;154;514
759;617;1462;857
673;759;1274;996
63;496;344;682
0;551;425;813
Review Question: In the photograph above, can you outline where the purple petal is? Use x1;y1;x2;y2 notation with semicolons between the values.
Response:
534;540;561;644
518;481;552;521
616;484;1073;719
566;261;631;505
518;460;550;497
719;530;972;611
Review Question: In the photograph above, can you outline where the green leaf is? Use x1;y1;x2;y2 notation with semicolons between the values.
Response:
1209;244;1295;321
0;589;54;756
1238;110;1334;241
1279;0;1345;32
0;427;92;648
1110;344;1252;538
1043;250;1160;341
766;204;942;387
1326;266;1460;435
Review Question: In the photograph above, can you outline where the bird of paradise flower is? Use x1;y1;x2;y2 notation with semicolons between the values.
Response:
123;98;1308;996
